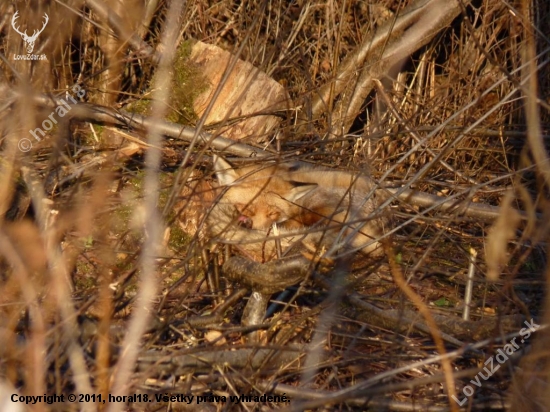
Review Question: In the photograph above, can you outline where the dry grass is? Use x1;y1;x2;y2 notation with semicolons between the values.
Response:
0;0;549;410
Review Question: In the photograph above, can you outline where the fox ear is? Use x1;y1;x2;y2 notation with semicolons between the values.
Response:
285;183;317;202
213;156;239;185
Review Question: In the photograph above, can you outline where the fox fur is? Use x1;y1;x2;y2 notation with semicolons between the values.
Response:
206;156;389;262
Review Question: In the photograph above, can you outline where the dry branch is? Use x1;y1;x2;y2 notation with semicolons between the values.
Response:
222;256;313;295
6;88;521;224
306;0;468;134
138;346;309;376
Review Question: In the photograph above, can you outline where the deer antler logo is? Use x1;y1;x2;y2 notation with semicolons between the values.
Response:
11;11;49;54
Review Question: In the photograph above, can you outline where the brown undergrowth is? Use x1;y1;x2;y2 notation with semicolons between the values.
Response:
0;0;548;410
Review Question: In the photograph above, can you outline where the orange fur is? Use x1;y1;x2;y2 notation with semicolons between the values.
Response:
208;156;389;261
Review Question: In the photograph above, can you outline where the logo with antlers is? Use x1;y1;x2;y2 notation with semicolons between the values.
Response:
11;11;49;54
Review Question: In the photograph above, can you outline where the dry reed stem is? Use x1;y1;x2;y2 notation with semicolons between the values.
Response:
0;0;547;409
384;239;459;412
106;1;184;410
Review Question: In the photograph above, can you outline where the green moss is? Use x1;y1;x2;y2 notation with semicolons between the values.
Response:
126;98;152;116
157;172;173;208
168;222;191;250
112;203;133;234
126;40;209;125
74;260;97;288
83;235;94;249
432;296;456;307
75;124;104;146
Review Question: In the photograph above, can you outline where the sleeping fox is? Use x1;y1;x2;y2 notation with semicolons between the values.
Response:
207;156;389;262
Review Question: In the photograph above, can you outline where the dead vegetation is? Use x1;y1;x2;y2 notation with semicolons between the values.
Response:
0;0;549;410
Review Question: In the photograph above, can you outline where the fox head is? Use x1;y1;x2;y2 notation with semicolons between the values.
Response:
213;156;316;230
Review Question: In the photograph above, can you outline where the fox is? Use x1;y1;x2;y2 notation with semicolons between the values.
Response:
206;156;389;262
